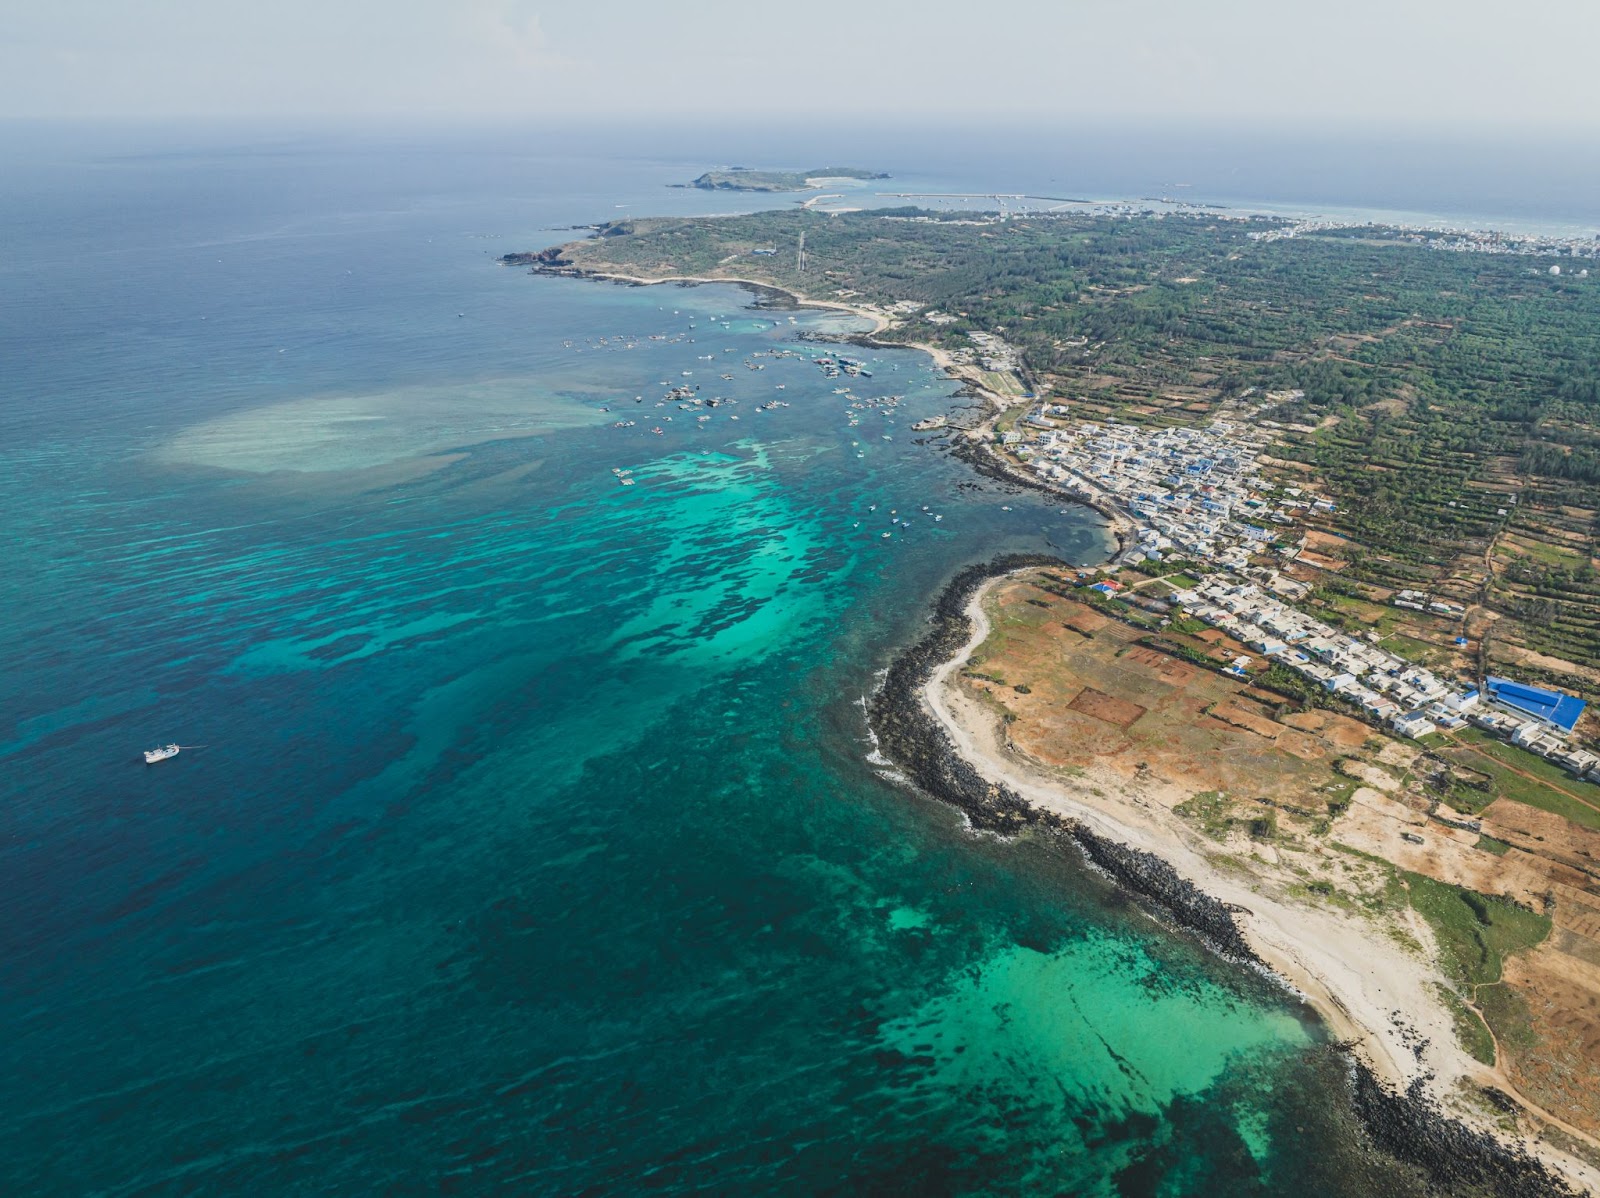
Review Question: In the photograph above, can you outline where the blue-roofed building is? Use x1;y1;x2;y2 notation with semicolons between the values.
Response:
1485;676;1587;733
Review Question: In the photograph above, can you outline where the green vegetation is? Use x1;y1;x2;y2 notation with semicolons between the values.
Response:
1174;789;1233;839
1380;633;1444;666
1444;728;1600;832
1475;833;1512;856
1432;982;1498;1065
1401;870;1549;1071
1404;871;1550;989
544;206;1600;675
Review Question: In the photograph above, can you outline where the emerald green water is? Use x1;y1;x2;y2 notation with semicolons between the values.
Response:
0;132;1446;1195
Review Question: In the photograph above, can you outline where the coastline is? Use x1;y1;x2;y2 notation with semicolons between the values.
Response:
521;260;1141;557
867;558;1598;1197
521;264;896;336
517;256;1596;1192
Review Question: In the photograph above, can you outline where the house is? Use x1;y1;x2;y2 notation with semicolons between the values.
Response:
1392;712;1437;739
1363;697;1402;721
1554;748;1600;777
1486;676;1587;734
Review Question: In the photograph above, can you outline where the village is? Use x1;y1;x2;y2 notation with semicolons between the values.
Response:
989;390;1598;783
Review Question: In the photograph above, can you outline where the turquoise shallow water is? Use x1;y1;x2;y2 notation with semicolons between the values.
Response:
0;132;1446;1195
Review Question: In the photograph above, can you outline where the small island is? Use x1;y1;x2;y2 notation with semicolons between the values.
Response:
682;166;888;193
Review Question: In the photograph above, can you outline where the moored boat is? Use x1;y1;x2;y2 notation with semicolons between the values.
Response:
144;744;179;764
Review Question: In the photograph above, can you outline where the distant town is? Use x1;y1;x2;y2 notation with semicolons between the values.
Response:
1249;217;1600;265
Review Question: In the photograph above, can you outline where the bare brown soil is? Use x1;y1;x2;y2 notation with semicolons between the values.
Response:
1067;687;1147;729
967;573;1600;1146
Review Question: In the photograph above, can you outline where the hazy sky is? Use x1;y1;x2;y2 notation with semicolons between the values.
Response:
4;0;1597;130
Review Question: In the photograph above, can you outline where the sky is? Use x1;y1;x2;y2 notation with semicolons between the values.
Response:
3;0;1598;131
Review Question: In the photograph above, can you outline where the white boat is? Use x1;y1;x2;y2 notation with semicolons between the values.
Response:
144;744;179;764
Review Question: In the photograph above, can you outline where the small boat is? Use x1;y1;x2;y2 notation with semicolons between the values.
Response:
881;532;891;539
1001;506;1013;512
144;744;180;765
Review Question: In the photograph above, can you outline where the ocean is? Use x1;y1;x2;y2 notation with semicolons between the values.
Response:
0;125;1545;1195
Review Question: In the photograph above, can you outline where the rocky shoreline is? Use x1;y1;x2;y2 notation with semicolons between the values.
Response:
944;436;1136;560
511;249;1583;1192
867;555;1579;1198
867;554;1264;965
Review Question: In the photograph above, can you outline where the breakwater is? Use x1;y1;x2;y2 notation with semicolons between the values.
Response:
865;555;1258;965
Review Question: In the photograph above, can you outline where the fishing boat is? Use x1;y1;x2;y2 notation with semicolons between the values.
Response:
144;744;180;764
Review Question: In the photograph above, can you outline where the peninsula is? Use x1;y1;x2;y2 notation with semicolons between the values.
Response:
510;203;1600;1193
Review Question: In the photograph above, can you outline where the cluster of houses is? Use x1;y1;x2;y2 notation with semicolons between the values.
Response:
982;405;1597;783
1247;217;1600;263
1168;576;1596;780
1007;415;1328;569
948;330;1022;374
1392;589;1466;618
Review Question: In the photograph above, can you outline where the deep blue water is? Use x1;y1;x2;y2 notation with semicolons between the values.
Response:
0;129;1472;1195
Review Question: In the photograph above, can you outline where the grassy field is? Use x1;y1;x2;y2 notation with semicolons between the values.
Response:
1381;632;1447;665
1444;728;1600;832
1405;870;1551;988
1434;982;1498;1066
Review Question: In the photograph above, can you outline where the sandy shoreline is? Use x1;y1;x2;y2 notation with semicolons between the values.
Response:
910;566;1600;1195
533;266;897;336
522;254;1596;1190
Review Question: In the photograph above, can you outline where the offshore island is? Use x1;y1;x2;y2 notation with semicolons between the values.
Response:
677;166;889;192
509;200;1600;1194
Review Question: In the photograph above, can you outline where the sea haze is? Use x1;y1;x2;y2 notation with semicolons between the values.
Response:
0;127;1491;1194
